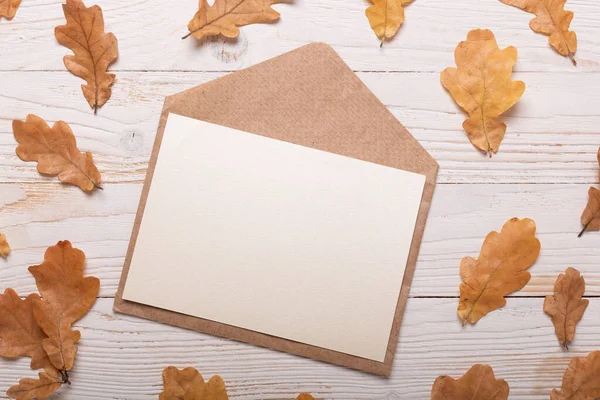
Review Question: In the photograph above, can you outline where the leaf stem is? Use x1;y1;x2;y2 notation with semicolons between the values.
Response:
568;53;577;66
578;220;591;237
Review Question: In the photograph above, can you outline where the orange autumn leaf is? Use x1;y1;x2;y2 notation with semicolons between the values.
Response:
458;217;541;325
13;114;102;192
159;367;229;400
551;351;600;400
365;0;413;47
579;148;600;237
0;233;9;258
29;241;100;373
431;364;509;400
544;267;589;349
184;0;283;41
0;0;21;19
499;0;577;65
55;0;118;113
441;29;525;155
159;367;315;400
0;289;55;373
6;372;62;400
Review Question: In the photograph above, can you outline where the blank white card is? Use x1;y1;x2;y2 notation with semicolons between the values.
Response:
123;113;426;362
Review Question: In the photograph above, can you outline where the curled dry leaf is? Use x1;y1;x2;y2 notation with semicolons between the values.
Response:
579;148;600;237
499;0;577;65
441;29;525;155
431;364;509;400
184;0;283;41
544;267;589;349
13;114;102;192
551;351;600;400
0;233;10;258
55;0;118;113
159;367;315;400
6;372;62;400
0;0;21;19
458;217;541;325
365;0;413;47
29;241;100;374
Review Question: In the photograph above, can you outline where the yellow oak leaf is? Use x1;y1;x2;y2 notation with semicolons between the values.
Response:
441;29;525;155
55;0;118;113
29;241;100;373
365;0;413;47
12;114;102;192
579;148;600;237
551;351;600;400
0;0;21;19
458;217;541;325
184;0;283;41
6;372;62;400
0;233;9;258
499;0;577;65
431;364;509;400
544;267;589;349
0;289;55;373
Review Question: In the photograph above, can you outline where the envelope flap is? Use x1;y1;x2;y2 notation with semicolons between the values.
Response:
162;42;438;181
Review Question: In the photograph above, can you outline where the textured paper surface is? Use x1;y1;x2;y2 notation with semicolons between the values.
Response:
122;114;426;362
114;42;438;375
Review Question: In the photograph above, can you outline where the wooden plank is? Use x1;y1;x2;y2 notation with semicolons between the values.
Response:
0;71;599;185
0;0;598;72
1;182;598;297
0;297;595;399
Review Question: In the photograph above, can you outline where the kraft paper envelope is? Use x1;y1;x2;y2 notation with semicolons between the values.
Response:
114;42;438;376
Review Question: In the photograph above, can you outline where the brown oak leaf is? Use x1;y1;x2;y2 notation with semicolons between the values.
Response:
0;233;9;258
159;367;315;400
6;372;62;400
365;0;413;47
13;114;102;192
29;241;100;374
441;29;525;155
0;289;54;373
499;0;577;65
579;148;600;237
184;0;283;41
458;217;541;325
551;351;600;400
0;0;21;19
431;364;509;400
55;0;118;113
544;267;589;349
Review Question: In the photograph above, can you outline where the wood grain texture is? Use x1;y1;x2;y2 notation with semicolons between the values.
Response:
0;71;599;185
0;0;599;72
0;297;597;399
1;0;599;397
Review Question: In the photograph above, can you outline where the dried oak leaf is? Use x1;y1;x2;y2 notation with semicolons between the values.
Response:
184;0;283;41
431;364;509;400
579;148;600;237
441;29;525;155
29;241;100;373
458;217;541;325
499;0;577;65
159;367;228;400
0;0;21;19
365;0;413;47
6;372;62;400
551;351;600;400
13;114;102;192
544;267;589;349
0;233;10;258
55;0;118;113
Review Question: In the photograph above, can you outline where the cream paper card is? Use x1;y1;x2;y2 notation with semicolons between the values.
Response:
122;113;426;362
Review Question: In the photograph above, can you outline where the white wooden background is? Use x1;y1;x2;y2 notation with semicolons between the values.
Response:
1;0;599;398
